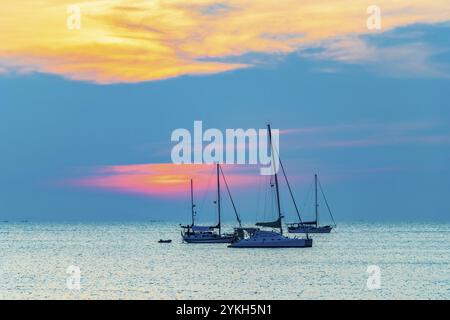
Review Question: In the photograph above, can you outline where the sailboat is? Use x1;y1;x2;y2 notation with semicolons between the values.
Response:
287;174;336;234
180;164;238;243
229;124;313;248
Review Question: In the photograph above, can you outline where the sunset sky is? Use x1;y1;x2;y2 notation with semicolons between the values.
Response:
1;1;450;222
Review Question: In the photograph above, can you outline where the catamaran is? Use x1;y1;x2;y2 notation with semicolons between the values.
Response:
287;174;336;234
229;124;312;248
181;164;240;243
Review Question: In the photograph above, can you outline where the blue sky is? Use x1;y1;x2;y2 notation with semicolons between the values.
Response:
1;22;450;222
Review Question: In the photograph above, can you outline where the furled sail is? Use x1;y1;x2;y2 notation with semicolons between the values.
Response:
255;217;282;229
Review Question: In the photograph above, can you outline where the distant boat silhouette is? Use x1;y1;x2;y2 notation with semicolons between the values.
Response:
180;164;239;243
158;239;172;243
229;124;312;248
287;174;336;234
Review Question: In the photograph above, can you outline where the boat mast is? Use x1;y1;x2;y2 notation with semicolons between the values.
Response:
315;174;318;228
268;124;283;235
190;179;195;227
217;163;221;236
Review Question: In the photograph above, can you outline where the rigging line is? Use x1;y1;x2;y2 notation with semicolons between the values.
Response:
185;181;190;225
256;171;262;222
279;158;303;224
318;178;337;227
301;179;314;218
271;176;276;219
272;144;303;224
219;165;242;227
262;174;269;221
264;175;273;221
198;164;214;224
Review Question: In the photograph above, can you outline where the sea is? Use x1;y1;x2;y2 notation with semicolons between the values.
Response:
0;222;449;299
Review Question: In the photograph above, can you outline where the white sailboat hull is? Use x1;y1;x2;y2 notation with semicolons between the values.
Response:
183;234;234;243
228;230;312;248
229;238;312;248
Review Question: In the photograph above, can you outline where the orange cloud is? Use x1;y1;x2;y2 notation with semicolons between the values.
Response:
67;163;259;197
1;0;449;83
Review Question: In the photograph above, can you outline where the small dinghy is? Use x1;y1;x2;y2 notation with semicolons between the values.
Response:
158;239;172;243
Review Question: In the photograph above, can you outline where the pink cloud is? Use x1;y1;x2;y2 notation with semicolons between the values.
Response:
64;163;261;198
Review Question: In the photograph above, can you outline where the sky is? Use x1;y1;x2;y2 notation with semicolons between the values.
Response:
1;1;450;222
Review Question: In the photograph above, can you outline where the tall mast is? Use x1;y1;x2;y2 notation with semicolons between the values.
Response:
217;163;221;236
315;174;318;227
268;124;283;235
190;179;195;227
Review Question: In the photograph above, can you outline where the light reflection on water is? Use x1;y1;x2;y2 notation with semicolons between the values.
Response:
0;222;449;299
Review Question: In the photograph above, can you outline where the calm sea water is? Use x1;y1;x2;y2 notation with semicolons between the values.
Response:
0;222;449;299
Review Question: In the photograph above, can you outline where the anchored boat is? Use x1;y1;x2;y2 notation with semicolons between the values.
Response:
229;124;312;248
287;174;336;234
181;164;240;243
